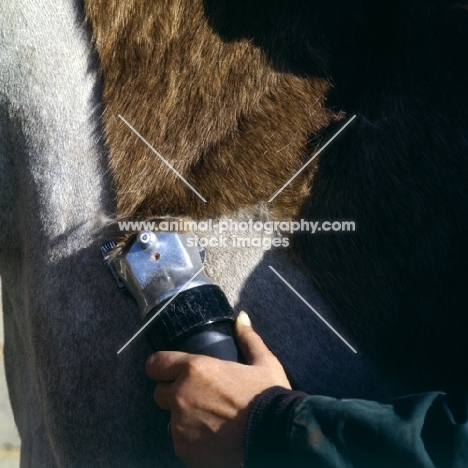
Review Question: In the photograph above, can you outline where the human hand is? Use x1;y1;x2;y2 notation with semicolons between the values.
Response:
145;311;291;468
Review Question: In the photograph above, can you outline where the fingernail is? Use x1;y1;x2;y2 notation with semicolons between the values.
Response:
239;311;251;327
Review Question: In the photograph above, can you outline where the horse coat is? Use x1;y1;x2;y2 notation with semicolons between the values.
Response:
1;0;467;466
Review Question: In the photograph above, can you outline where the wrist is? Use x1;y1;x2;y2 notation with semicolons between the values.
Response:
243;386;308;468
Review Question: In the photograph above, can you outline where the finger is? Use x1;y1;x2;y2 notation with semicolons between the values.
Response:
145;351;192;382
153;381;175;410
235;312;274;365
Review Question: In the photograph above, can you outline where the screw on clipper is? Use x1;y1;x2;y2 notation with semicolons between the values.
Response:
137;231;157;249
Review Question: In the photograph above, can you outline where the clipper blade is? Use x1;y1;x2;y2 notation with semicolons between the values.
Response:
100;241;127;291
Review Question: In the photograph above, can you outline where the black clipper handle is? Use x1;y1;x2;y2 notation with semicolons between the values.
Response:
143;285;239;362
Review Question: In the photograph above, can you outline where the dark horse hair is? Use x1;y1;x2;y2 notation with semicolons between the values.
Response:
204;0;468;391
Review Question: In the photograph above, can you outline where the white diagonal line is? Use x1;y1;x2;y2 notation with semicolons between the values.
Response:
268;266;357;354
268;115;357;202
117;266;206;354
118;114;207;202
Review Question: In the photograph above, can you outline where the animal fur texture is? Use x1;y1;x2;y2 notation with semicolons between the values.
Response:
86;0;468;389
1;1;467;466
292;0;468;388
84;0;341;220
1;3;407;467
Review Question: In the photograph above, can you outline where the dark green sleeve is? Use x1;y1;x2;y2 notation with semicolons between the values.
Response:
244;387;468;468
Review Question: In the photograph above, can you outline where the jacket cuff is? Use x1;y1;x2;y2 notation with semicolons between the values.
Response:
243;386;308;468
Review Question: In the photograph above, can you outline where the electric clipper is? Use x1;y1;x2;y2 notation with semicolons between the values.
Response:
102;231;239;362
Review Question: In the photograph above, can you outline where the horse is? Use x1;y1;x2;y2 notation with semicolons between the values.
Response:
1;0;467;466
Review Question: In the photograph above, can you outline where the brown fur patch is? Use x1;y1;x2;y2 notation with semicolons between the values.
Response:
85;0;341;222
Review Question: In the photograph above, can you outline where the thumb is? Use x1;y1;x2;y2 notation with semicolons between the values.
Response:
235;311;273;365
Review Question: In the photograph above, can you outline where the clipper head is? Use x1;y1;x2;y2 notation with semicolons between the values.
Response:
102;232;238;360
102;232;213;318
